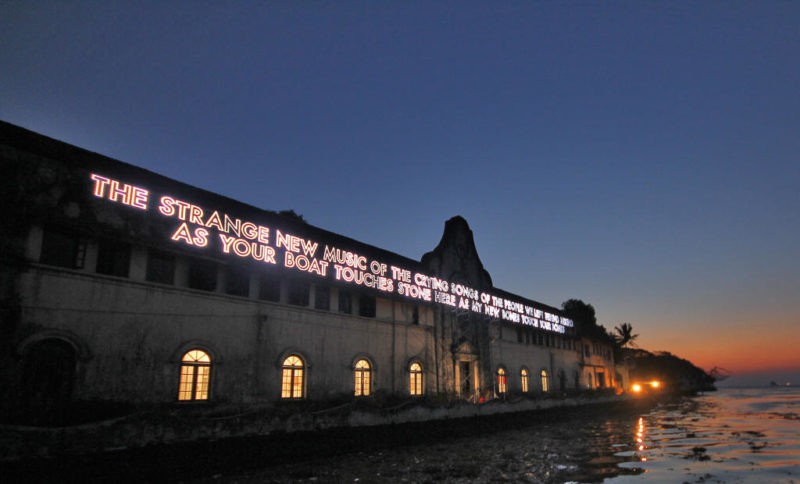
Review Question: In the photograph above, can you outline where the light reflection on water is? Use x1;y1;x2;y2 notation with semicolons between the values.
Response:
195;388;799;483
607;387;800;483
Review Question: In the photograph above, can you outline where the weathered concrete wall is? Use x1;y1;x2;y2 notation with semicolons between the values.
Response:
580;337;617;389
16;264;434;404
491;336;581;394
0;394;626;461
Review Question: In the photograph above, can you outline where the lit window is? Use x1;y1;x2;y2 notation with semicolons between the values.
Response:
354;359;371;396
497;368;507;394
178;350;211;401
541;369;549;393
521;368;529;393
281;355;305;399
409;362;424;396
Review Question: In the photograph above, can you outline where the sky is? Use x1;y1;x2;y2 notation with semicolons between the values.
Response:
1;1;798;386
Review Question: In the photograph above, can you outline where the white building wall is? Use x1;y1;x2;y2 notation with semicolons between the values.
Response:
18;250;433;404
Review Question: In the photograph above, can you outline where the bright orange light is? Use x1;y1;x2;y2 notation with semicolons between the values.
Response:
632;383;643;393
650;380;661;389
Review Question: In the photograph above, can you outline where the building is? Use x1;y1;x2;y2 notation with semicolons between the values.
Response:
579;334;618;390
0;121;615;425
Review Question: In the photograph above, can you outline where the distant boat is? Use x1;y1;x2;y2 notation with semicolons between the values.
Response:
709;367;731;381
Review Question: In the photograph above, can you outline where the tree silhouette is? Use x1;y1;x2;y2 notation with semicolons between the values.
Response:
613;323;639;348
561;299;597;330
562;299;613;342
630;350;716;392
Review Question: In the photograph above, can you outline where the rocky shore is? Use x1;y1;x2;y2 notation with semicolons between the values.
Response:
195;400;652;483
2;396;656;483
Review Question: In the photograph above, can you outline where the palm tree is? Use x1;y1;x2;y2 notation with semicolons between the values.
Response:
613;323;639;348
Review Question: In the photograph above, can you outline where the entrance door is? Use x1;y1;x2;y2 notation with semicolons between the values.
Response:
459;361;472;398
23;339;76;424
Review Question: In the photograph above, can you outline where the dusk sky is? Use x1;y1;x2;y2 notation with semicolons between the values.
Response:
2;2;798;386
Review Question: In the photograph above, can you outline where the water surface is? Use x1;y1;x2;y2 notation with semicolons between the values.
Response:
194;388;800;482
607;387;800;483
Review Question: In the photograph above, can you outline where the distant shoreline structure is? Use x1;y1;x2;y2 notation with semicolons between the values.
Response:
716;382;796;389
709;367;731;381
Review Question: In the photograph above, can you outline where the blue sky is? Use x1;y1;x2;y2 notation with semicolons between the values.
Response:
2;1;798;380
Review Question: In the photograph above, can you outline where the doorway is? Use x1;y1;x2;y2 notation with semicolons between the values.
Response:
459;361;472;397
22;339;76;424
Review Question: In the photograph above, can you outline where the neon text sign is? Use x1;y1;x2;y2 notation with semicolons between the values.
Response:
89;173;574;333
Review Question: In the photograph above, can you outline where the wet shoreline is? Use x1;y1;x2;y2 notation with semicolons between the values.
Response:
1;398;656;483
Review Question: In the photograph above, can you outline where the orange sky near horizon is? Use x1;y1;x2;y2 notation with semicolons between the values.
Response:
636;321;799;375
599;295;800;379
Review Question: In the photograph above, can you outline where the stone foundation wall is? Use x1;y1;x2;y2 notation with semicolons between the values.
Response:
0;393;623;461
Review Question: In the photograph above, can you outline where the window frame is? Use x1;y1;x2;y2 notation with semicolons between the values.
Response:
146;248;176;285
520;367;530;393
178;349;212;402
353;358;372;397
224;265;250;297
187;257;218;292
338;290;352;314
280;354;306;399
314;285;330;310
258;273;281;302
95;237;131;277
286;279;309;307
496;367;507;395
358;294;376;318
409;361;424;396
39;227;86;269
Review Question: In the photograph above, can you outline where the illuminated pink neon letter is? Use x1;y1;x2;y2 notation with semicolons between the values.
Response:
90;173;149;210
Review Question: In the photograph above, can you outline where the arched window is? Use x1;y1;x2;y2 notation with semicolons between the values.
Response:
497;367;507;394
409;362;424;396
540;369;549;393
178;350;211;401
281;355;305;399
520;368;529;393
354;359;372;396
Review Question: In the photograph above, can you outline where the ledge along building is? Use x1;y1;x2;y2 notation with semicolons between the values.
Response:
0;121;619;424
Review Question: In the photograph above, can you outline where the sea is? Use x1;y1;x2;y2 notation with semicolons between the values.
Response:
602;386;800;483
